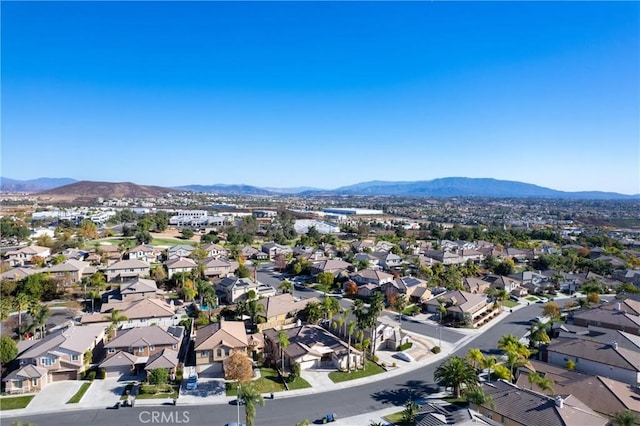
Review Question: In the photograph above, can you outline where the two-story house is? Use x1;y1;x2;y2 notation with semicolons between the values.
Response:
118;278;163;302
126;244;161;263
202;257;238;279
215;277;276;304
193;320;248;374
4;245;51;267
2;324;106;393
164;257;197;279
81;298;179;329
105;259;150;282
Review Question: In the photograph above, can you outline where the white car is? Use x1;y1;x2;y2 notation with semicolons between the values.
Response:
396;352;414;363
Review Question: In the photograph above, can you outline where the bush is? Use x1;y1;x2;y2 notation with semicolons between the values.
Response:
98;369;106;380
431;346;441;354
148;368;169;385
397;342;414;352
85;370;96;381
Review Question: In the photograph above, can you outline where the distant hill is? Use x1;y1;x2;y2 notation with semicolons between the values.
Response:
175;184;273;195
327;178;638;199
38;181;177;200
1;177;77;192
263;186;323;194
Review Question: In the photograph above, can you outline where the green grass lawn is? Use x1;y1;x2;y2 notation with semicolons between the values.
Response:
66;382;92;404
328;360;385;383
383;411;411;426
526;296;539;302
0;395;35;410
402;305;421;315
503;300;519;308
442;396;470;407
150;238;195;246
226;368;311;396
136;384;178;399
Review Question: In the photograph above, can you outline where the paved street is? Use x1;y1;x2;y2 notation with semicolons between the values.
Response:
8;303;543;426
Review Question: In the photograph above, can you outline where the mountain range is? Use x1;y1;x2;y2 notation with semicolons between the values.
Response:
1;176;637;199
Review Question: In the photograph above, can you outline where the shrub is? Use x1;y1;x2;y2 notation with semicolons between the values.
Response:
372;355;379;363
431;346;441;354
396;342;414;352
98;369;106;380
85;370;96;381
148;368;169;385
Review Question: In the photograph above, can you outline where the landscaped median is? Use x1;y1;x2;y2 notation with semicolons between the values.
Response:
66;382;92;404
0;395;35;410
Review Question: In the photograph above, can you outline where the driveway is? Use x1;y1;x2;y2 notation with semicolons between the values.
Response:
178;378;226;404
27;381;84;410
78;378;131;408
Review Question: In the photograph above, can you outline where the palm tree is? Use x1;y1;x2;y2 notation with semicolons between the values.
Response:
393;295;408;319
279;279;294;294
106;309;128;338
247;298;265;328
481;355;497;383
332;316;344;337
529;320;551;348
466;387;494;408
402;399;419;424
89;289;101;313
434;356;478;398
238;382;265;426
203;292;217;321
277;330;289;373
346;321;356;372
527;371;554;394
504;342;531;381
497;334;521;351
466;348;485;372
14;294;31;340
613;409;639;426
0;298;11;322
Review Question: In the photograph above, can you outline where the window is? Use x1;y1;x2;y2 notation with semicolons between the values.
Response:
32;378;38;386
141;318;147;323
108;348;115;354
71;354;79;361
201;351;210;357
40;357;54;366
217;348;223;357
172;344;177;350
149;345;155;351
138;347;144;353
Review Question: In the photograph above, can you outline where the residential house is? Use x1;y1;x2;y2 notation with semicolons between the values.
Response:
373;241;395;253
263;325;362;371
44;259;96;285
126;244;161;263
422;250;465;266
414;403;492;426
462;277;490;295
261;242;293;260
118;278;163;302
372;252;403;270
105;259;150;282
0;267;41;281
309;259;352;277
202;257;238;279
351;269;394;287
472;380;608;426
81;298;179;329
101;325;183;378
2;324;106;393
201;243;229;258
543;337;640;385
165;257;197;279
515;360;640;419
193;320;248;374
570;302;640;335
459;249;484;263
353;252;380;267
613;268;640;286
4;245;51;267
144;348;179;379
166;244;194;260
215;276;276;304
239;246;268;261
352;240;375;253
423;290;492;327
484;274;522;294
383;276;431;303
99;243;123;262
256;294;320;331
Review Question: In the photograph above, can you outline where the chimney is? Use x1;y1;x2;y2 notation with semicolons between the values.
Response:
555;396;564;409
615;302;621;312
611;341;618;350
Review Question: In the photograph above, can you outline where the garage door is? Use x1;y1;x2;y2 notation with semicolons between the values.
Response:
105;366;133;379
51;371;77;381
298;360;317;370
197;363;222;376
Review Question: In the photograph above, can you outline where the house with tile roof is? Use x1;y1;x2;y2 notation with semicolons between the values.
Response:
256;293;320;331
309;259;352;277
423;290;493;327
570;301;640;335
164;257;197;279
202;257;238;279
515;360;640;419
351;269;394;287
215;276;276;304
81;298;178;329
193;320;248;374
263;324;362;372
2;324;106;393
543;337;640;385
117;278;163;302
0;267;41;281
126;244;161;263
105;259;150;282
472;380;608;426
4;245;51;267
44;259;96;284
201;243;229;258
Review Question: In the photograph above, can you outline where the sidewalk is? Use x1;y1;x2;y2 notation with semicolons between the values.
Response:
1;305;515;422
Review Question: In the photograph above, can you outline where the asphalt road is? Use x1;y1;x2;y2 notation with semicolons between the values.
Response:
12;303;543;426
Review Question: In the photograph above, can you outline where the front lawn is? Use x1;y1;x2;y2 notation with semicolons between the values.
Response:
67;382;92;404
402;305;421;316
225;368;311;396
0;395;35;410
526;296;539;302
384;411;412;426
136;384;178;399
503;300;518;308
328;360;385;383
150;238;195;246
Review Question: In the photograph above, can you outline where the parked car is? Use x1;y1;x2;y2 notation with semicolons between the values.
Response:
186;375;197;390
510;294;519;302
395;352;415;363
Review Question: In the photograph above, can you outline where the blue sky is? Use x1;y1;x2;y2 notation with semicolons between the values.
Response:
2;1;639;194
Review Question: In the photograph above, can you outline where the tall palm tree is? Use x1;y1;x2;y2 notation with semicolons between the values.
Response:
346;321;356;372
466;387;494;409
332;316;344;337
434;356;478;398
277;330;289;373
203;292;217;321
504;342;531;381
498;334;521;351
238;382;265;426
481;355;497;383
466;348;485;372
106;309;128;338
247;298;265;328
29;304;49;339
15;294;31;340
527;371;555;394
